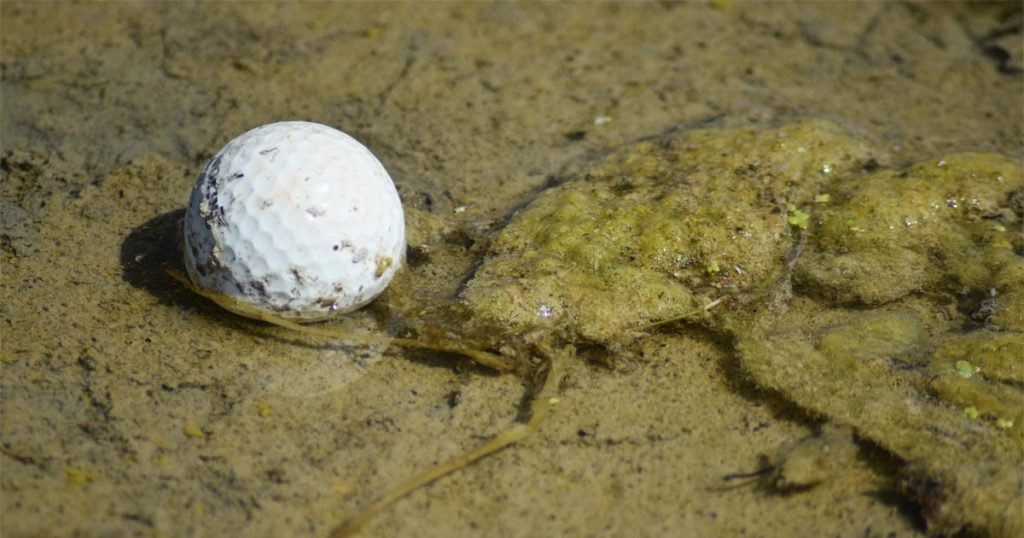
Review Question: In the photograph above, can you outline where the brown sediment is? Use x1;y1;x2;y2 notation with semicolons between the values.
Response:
2;2;1021;538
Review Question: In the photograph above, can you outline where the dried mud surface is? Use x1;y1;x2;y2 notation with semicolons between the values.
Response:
2;2;1021;537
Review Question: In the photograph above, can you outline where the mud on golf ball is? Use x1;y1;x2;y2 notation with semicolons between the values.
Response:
182;121;406;321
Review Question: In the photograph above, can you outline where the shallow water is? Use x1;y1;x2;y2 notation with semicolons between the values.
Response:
2;2;1021;537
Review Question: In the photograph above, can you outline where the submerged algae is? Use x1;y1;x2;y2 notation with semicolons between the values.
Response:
735;149;1022;536
459;119;874;357
365;119;1020;536
931;332;1024;429
448;120;1021;536
338;119;890;533
796;153;1024;314
737;303;1023;538
768;424;859;491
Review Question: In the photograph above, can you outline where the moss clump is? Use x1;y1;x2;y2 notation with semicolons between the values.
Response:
462;119;875;353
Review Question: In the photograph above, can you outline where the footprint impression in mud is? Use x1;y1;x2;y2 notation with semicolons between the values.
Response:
175;119;1022;538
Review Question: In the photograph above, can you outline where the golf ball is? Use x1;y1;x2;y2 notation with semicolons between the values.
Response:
182;121;405;321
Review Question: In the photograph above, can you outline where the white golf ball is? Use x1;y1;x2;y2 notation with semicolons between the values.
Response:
182;121;405;321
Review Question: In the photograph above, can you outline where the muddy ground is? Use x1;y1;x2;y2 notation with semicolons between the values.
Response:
2;2;1021;537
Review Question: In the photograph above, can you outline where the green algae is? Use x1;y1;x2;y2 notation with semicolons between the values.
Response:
441;119;1023;536
817;311;922;362
362;119;1021;535
930;331;1024;429
795;152;1023;310
935;332;1024;385
736;303;1023;538
768;424;859;491
724;141;1022;536
459;119;875;355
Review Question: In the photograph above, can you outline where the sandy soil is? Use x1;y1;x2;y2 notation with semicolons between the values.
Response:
2;2;1021;537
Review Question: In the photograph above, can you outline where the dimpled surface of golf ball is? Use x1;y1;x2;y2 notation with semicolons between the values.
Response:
183;121;405;321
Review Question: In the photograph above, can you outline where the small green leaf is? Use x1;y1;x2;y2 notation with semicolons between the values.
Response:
954;360;979;378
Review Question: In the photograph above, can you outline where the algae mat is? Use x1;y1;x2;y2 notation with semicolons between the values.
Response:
2;3;1022;537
